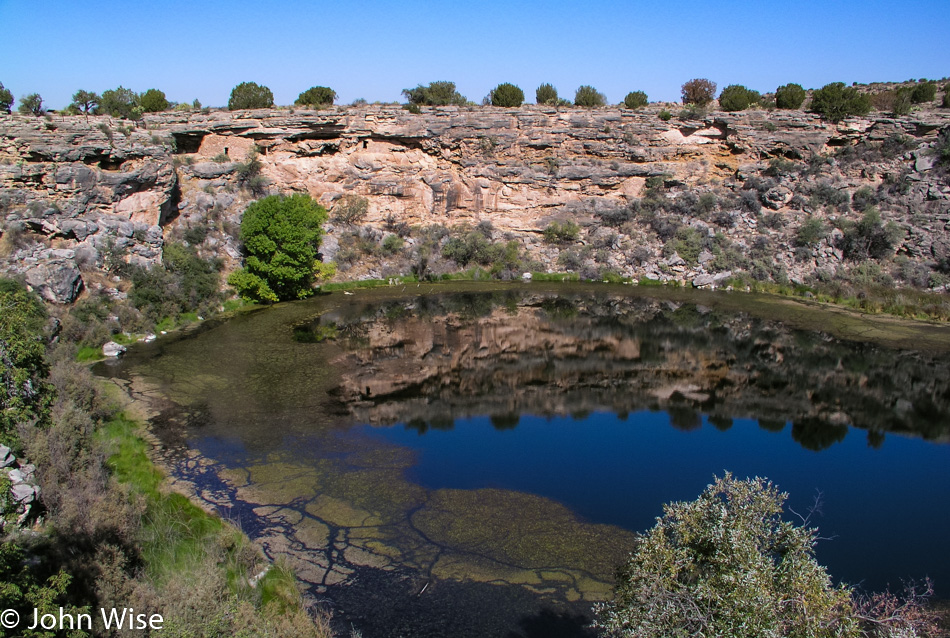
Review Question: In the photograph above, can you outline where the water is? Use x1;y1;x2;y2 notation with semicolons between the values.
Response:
99;282;950;637
366;411;950;594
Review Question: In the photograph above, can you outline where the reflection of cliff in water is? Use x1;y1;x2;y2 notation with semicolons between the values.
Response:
298;290;950;450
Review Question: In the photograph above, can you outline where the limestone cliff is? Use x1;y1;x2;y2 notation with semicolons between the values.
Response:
1;104;948;303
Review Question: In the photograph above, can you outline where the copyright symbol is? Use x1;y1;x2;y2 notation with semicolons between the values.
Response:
0;609;18;628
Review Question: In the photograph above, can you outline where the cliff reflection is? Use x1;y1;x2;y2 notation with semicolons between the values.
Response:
295;290;950;449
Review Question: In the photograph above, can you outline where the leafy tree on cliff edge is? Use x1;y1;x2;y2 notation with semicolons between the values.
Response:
295;86;337;107
402;81;467;106
490;83;524;107
228;81;274;111
139;88;169;113
681;78;717;106
228;194;330;302
0;83;13;113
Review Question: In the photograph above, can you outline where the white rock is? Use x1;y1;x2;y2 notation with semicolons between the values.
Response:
102;341;127;357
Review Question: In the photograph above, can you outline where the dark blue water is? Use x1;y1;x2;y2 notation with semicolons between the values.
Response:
364;410;950;595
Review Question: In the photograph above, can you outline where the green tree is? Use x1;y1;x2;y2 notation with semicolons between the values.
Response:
0;279;51;449
402;81;467;106
775;83;806;109
891;87;914;116
623;91;648;109
99;86;140;119
681;78;717;106
70;89;100;116
911;81;937;104
489;83;524;107
535;83;558;105
139;88;169;112
574;85;606;107
228;81;274;110
17;93;44;116
227;194;329;302
718;84;760;111
809;82;871;122
594;474;860;638
295;86;337;107
0;82;13;114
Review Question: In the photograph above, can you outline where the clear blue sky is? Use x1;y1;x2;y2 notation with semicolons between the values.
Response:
1;0;948;110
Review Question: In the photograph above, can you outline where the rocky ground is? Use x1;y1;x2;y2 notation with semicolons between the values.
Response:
1;99;949;305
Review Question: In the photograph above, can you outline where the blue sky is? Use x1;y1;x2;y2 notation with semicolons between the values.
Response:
1;0;948;110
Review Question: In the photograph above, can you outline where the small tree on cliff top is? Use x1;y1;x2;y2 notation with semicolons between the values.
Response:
228;194;329;302
228;81;274;111
536;83;558;105
681;78;717;106
295;86;337;107
490;83;524;107
0;83;13;113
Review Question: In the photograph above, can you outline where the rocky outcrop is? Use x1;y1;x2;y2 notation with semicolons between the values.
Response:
1;105;949;299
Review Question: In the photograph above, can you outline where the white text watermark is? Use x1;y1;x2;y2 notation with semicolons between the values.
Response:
0;607;163;631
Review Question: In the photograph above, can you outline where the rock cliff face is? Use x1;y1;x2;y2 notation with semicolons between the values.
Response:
1;105;949;302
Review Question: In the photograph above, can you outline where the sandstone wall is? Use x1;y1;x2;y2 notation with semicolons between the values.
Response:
1;105;948;302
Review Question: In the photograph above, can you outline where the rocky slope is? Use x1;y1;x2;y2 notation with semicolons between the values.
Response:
1;103;949;303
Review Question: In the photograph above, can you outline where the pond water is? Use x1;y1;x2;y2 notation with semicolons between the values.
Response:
98;283;950;638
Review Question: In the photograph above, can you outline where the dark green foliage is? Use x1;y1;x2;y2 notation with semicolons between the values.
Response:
99;86;140;119
574;85;606;107
381;234;404;255
228;194;329;302
535;83;558;105
851;186;877;211
795;217;826;248
228;82;274;110
542;220;580;244
440;227;524;277
623;91;648;109
658;109;672;121
666;226;704;264
0;279;51;448
681;78;716;106
130;243;222;322
943;85;950;108
809;181;850;211
935;129;950;166
911;81;937;104
402;81;467;106
70;89;99;115
809;82;871;122
0;82;14;113
718;84;760;111
837;207;902;260
891;87;914;116
0;542;84;638
235;149;266;195
295;86;337;107
775;83;806;109
490;83;524;107
139;88;169;112
17;93;44;116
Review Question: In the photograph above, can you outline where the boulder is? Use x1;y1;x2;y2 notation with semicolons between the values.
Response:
102;341;127;358
24;261;84;303
0;446;14;468
10;483;37;503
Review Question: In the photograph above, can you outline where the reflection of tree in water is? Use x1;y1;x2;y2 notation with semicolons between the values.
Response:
490;413;520;430
791;418;849;452
668;406;702;432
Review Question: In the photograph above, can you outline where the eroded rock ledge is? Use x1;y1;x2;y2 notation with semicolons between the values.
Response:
2;105;949;302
